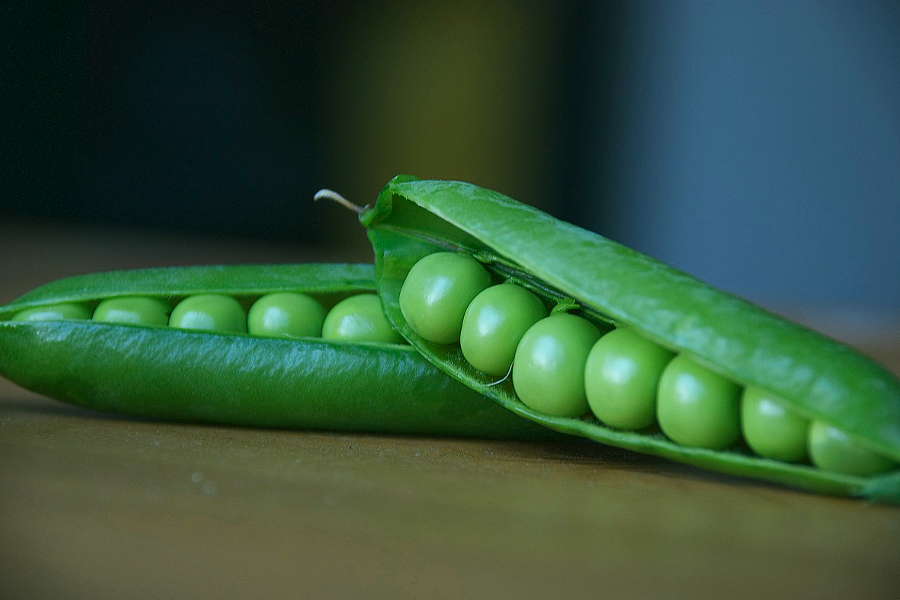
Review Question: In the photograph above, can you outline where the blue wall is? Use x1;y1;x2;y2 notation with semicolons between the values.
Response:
586;1;900;313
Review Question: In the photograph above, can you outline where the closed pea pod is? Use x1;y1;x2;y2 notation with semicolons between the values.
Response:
333;176;900;502
0;263;558;441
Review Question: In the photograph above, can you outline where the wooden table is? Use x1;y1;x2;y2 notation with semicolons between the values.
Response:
2;219;898;599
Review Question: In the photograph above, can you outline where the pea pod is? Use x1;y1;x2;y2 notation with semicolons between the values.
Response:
0;263;557;440
351;175;900;503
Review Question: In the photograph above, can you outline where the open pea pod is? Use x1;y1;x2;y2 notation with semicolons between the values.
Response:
357;175;900;503
0;263;557;440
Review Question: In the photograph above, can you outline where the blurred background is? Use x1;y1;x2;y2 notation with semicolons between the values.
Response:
2;0;899;342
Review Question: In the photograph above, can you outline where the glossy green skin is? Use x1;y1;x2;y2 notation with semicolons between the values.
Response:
584;328;674;431
657;355;742;450
399;252;491;344
247;292;326;339
460;283;547;376
362;175;900;502
809;421;898;477
322;294;404;344
170;294;247;333
93;297;172;327
0;264;559;441
741;386;809;462
512;313;600;418
0;320;555;438
12;303;91;321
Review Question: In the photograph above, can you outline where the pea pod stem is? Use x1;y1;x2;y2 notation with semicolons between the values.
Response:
359;175;900;503
314;188;368;215
0;263;558;441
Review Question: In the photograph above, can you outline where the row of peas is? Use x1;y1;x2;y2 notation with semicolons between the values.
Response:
398;252;898;477
11;293;405;345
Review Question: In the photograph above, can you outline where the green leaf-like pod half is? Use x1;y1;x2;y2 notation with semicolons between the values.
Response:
0;263;556;441
360;175;900;503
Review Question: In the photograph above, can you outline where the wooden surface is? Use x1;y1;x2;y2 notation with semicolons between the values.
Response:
2;219;899;600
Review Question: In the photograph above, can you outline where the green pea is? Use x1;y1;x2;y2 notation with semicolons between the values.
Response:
247;292;326;339
322;294;404;344
169;294;246;333
808;421;898;477
398;251;491;344
657;355;741;449
93;297;171;327
459;283;547;376
11;303;92;321
512;313;600;418
584;327;674;430
741;386;809;462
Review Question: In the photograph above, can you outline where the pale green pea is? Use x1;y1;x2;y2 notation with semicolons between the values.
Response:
808;421;898;476
247;293;326;339
460;283;547;376
169;294;247;333
322;294;404;344
399;252;491;344
512;313;600;418
12;304;92;322
93;297;171;327
656;355;742;450
584;327;674;430
741;386;809;462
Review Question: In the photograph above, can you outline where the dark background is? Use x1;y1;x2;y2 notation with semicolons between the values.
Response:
2;1;899;322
